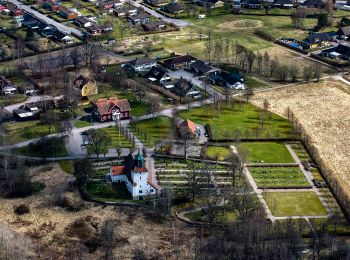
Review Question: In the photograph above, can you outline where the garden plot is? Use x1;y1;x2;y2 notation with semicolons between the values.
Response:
251;79;350;211
263;191;328;217
249;167;310;188
239;142;295;163
288;141;311;161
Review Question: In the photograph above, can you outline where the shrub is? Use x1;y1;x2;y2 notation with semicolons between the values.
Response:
57;192;84;211
14;204;30;215
254;29;276;42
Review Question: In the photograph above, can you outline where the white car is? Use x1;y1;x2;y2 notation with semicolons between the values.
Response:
198;14;206;19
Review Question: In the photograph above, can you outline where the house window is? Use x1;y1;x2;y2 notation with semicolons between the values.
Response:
139;190;142;194
140;176;141;180
150;189;154;192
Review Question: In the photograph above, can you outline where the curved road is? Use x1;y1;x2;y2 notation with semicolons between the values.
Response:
7;0;83;37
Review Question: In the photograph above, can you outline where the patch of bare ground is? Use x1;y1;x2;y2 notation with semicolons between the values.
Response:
251;79;350;211
218;20;263;30
0;163;195;259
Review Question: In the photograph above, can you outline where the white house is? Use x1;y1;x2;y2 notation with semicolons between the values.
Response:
107;152;158;200
122;57;157;73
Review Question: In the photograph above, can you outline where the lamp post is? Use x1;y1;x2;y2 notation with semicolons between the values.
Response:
112;110;121;147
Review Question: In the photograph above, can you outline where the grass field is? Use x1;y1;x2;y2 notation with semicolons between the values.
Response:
263;191;328;217
184;209;237;223
130;116;172;147
205;146;232;161
249;167;310;188
101;126;133;148
4;120;58;144
179;102;293;140
239;142;294;163
15;137;68;158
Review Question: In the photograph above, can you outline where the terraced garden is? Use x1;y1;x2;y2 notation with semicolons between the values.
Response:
249;167;310;188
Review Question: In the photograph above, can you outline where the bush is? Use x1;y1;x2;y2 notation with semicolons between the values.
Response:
57;192;84;211
254;29;276;42
14;204;30;215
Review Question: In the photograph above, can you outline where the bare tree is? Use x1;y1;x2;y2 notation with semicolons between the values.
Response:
242;86;254;102
100;219;117;260
73;158;93;189
85;129;111;159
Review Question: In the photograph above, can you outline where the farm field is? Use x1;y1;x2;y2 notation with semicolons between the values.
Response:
249;167;310;188
239;142;294;163
251;79;350;214
263;191;328;217
179;102;293;140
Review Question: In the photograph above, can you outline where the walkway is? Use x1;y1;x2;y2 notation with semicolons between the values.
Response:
7;0;83;37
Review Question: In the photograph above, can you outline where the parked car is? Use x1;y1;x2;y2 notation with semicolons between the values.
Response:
198;14;206;19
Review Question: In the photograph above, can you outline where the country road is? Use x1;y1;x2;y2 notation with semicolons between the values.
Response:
126;0;191;27
6;0;83;37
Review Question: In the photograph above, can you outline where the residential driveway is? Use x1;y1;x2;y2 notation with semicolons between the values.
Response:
7;0;83;37
167;69;225;99
126;0;191;27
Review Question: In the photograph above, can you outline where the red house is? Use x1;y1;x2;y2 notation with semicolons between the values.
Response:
8;6;23;16
92;97;131;122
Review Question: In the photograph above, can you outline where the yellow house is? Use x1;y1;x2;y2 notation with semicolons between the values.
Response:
73;75;98;99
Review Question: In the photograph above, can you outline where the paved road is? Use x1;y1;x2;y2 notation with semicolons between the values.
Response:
6;0;83;37
126;0;191;27
4;95;56;113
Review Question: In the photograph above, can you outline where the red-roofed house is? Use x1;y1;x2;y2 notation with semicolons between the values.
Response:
92;97;131;122
107;152;158;200
177;119;199;137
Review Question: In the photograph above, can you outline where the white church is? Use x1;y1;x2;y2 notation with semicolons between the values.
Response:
107;152;158;200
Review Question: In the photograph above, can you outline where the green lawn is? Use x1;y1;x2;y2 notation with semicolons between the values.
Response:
101;126;133;148
15;137;68;158
4;120;58;144
289;142;311;161
75;119;94;128
239;142;294;163
130;116;172;147
206;146;232;161
86;181;133;201
249;167;310;188
59;160;75;175
179;102;293;140
184;209;237;223
263;191;328;217
0;94;27;106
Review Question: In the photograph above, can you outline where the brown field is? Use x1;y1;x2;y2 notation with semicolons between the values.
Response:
251;79;350;211
260;46;336;75
0;164;194;259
